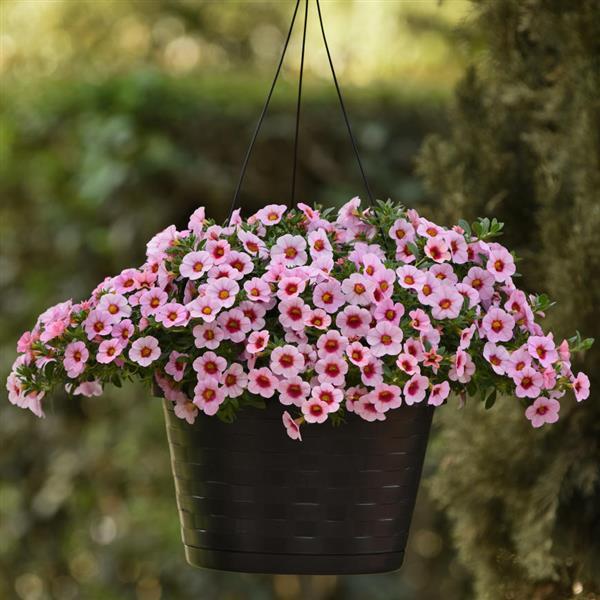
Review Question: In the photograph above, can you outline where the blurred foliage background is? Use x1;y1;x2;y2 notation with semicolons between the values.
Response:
1;1;598;599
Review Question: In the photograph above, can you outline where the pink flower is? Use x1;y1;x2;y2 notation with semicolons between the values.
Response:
423;348;443;372
409;309;431;333
346;341;370;367
217;309;252;343
448;353;475;384
353;395;386;422
97;338;124;364
482;307;515;343
335;306;372;338
459;324;476;350
255;204;286;226
155;302;189;328
112;319;134;344
463;267;495;301
444;230;469;264
417;272;441;306
572;372;590;402
345;386;367;412
139;288;168;317
193;322;224;350
63;341;89;378
305;308;331;330
238;301;266;330
505;346;532;378
424;236;451;263
486;246;516;282
165;351;188;382
187;296;220;322
527;335;558;368
247;367;278;398
276;276;306;300
179;250;213;280
278;376;310;406
187;206;206;234
389;219;415;244
97;293;131;322
174;399;199;424
313;280;345;313
513;366;544;398
525;397;560;428
243;277;272;303
205;239;230;265
341;273;375;306
396;265;425;290
428;381;450;406
113;268;140;295
73;380;103;397
455;283;480;309
206;279;239;309
278;298;310;331
84;310;113;340
430;263;458;285
307;228;333;257
282;411;302;441
316;331;348;358
193;379;225;416
360;357;383;387
430;286;464;320
373;299;404;326
315;356;348;386
404;337;425;361
270;345;305;377
396;353;420;375
370;384;402;412
222;363;248;398
301;398;329;423
227;251;254;277
192;351;227;379
483;342;510;375
246;330;270;354
129;336;161;367
311;383;343;412
271;234;308;266
366;322;403;357
403;374;429;405
417;218;443;238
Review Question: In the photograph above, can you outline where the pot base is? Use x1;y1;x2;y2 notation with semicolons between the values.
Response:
184;546;404;575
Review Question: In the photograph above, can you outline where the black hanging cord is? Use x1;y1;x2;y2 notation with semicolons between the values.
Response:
315;0;375;207
290;0;309;208
229;0;301;218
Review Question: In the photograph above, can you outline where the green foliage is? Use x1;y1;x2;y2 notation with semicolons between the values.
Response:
418;0;600;597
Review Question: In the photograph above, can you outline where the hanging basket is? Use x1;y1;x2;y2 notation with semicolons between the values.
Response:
163;398;433;574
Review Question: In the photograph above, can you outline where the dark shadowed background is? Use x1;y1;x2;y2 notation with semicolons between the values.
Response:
1;1;598;599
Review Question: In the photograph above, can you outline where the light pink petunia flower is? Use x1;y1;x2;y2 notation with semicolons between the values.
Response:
139;288;168;317
463;267;495;302
373;299;405;326
335;306;372;338
311;383;343;413
174;398;199;424
206;278;239;309
316;331;348;358
527;335;559;368
278;298;310;331
396;265;425;290
84;310;113;340
525;397;560;428
246;330;270;354
370;384;402;412
486;246;516;283
205;239;231;265
129;336;161;367
424;236;451;263
179;250;213;280
301;398;329;424
270;345;305;377
97;293;131;323
346;342;370;367
271;234;308;267
282;411;302;441
243;277;272;303
313;280;345;314
396;353;420;376
255;204;287;226
404;374;429;405
73;380;103;397
97;338;124;364
278;377;310;407
305;308;332;330
165;351;188;382
409;309;431;333
155;302;189;328
483;342;510;375
341;273;376;306
315;356;348;386
430;286;464;320
192;351;227;380
482;307;515;343
222;363;248;398
366;322;404;357
193;322;224;350
428;381;450;406
513;365;544;398
248;367;278;398
193;379;225;416
572;372;590;402
360;357;384;387
217;309;252;343
353;395;386;422
64;341;89;378
187;295;221;322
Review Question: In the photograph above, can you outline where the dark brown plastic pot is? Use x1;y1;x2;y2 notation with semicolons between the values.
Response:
163;399;433;575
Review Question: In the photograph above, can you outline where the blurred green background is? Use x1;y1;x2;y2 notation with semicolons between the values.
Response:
1;1;598;599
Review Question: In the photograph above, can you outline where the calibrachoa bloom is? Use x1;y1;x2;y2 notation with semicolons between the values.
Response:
6;199;592;435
